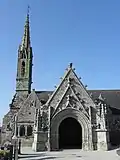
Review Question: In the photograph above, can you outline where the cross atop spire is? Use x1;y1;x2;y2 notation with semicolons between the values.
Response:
69;63;73;68
27;5;30;16
20;6;31;50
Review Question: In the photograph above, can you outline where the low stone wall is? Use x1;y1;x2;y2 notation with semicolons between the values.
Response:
21;137;34;147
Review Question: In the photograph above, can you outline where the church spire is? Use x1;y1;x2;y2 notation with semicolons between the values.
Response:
16;6;33;95
20;6;31;50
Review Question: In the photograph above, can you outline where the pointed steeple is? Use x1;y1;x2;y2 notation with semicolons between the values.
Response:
16;6;33;95
20;6;31;50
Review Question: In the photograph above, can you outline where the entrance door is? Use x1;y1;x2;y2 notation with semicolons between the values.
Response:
59;117;82;149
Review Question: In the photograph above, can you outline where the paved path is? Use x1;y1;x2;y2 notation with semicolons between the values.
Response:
19;147;120;160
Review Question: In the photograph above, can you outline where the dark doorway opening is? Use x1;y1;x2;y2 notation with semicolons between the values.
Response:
59;117;82;149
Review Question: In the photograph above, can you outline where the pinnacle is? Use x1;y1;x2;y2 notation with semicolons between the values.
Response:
20;8;31;50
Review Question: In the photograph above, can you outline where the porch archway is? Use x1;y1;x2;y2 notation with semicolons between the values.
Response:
59;117;82;149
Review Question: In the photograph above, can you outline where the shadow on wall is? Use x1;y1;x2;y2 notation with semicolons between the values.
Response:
109;144;120;151
110;131;120;146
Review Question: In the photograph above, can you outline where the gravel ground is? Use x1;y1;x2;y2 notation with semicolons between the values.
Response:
18;147;120;160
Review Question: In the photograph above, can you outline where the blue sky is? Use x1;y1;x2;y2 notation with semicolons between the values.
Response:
0;0;120;122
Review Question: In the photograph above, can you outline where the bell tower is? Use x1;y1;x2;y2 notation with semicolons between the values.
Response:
16;9;33;95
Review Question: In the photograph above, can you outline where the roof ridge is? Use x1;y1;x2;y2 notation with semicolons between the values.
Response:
35;90;53;93
88;89;120;91
35;90;120;92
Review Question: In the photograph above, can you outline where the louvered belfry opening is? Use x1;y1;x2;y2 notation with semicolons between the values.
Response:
59;117;82;149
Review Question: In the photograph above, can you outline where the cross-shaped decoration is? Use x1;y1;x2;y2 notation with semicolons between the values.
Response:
27;5;30;15
69;63;73;68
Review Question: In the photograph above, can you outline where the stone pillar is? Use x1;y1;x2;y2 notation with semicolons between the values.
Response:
32;109;48;151
25;126;27;136
9;145;13;160
32;131;48;151
96;101;111;150
12;115;18;160
32;130;38;151
14;116;17;137
18;139;21;154
18;126;20;137
96;129;110;150
14;140;18;160
47;105;51;151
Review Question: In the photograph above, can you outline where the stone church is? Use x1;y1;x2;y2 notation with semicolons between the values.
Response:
1;13;120;151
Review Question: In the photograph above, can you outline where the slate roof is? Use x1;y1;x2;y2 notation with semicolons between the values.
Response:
35;90;120;111
35;91;53;103
88;90;120;110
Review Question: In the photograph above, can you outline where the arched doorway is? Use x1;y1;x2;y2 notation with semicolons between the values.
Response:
59;117;82;149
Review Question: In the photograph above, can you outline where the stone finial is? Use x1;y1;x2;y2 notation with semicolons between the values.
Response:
27;5;30;15
66;95;70;102
67;78;73;87
90;93;93;97
69;63;73;68
98;93;104;101
67;77;70;83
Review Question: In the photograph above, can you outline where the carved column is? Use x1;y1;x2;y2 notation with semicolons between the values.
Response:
18;126;20;137
96;102;110;150
25;126;27;136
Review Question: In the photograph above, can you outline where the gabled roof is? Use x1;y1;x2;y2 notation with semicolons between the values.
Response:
35;91;53;102
17;90;41;122
88;90;120;111
35;63;120;111
35;90;120;111
44;64;95;109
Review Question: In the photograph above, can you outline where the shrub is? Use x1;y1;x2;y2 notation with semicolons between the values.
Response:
0;150;10;158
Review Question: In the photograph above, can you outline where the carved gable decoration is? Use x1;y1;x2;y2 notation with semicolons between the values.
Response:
46;65;96;118
17;91;41;122
53;86;90;119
